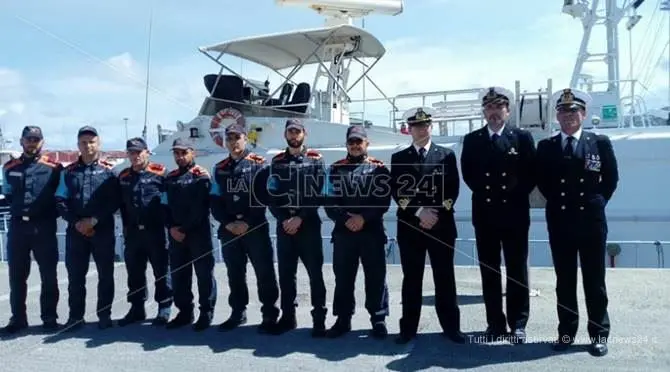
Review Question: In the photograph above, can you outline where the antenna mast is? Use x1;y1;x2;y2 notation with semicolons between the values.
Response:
562;0;648;127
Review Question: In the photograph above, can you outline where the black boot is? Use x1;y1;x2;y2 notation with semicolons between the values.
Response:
193;311;213;332
166;311;194;329
270;313;297;335
326;317;351;338
311;316;326;338
118;304;146;327
371;320;388;339
152;307;171;326
218;311;247;332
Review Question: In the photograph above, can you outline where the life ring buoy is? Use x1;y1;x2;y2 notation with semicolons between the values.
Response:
210;108;246;147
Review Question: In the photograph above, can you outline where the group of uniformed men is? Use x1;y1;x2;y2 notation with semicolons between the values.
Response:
1;86;617;357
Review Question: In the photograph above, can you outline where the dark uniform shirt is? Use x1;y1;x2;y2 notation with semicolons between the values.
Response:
118;162;167;230
210;150;267;228
162;162;211;233
324;155;391;235
2;154;62;221
55;157;120;226
266;147;325;222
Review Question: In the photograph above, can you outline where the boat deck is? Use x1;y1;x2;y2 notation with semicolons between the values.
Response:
0;263;667;371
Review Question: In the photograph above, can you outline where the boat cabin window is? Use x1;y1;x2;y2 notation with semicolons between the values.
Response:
199;74;312;118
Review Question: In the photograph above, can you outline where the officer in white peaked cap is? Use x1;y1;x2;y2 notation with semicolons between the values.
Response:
536;86;618;357
461;85;536;344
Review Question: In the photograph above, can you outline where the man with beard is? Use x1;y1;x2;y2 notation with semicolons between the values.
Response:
210;123;280;334
390;108;465;345
162;138;217;331
265;119;327;337
117;137;173;327
55;126;121;330
323;125;391;339
460;86;536;344
537;88;618;357
1;126;61;334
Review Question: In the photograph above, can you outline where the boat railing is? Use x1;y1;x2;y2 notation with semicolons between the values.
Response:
0;212;665;269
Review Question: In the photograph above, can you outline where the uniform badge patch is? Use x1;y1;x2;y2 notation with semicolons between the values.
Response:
398;198;409;210
443;199;454;211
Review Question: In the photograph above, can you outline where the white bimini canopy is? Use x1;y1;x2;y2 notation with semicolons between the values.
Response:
199;24;386;71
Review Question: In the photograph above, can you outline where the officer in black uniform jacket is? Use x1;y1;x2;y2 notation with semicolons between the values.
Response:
210;123;280;334
390;108;466;345
323;125;391;339
1;126;62;334
461;86;536;343
537;88;619;357
264;119;327;337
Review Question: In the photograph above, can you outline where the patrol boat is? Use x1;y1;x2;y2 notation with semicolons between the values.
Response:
111;0;670;269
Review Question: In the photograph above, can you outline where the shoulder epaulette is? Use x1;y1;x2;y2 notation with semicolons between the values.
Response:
333;158;348;165
119;168;132;179
216;157;231;169
99;159;115;169
190;165;209;177
272;152;286;161
146;162;166;175
38;155;60;168
245;153;265;164
3;158;21;170
305;149;322;159
167;168;180;177
367;156;384;166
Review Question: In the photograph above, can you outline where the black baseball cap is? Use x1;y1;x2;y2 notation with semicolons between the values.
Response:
346;125;367;140
171;138;193;150
21;126;43;140
126;137;148;151
285;118;304;131
78;125;98;137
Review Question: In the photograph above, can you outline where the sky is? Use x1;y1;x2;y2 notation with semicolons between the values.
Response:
0;0;668;150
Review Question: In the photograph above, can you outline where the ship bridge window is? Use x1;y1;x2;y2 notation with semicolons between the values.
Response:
189;127;199;138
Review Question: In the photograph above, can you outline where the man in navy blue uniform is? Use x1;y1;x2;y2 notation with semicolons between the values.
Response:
323;125;391;339
117;137;173;327
162;138;217;331
460;86;536;343
390;108;465;345
1;126;61;334
264;119;328;337
55;126;121;330
537;88;619;357
210;124;280;334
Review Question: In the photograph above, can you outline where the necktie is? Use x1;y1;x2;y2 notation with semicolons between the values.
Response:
564;136;574;158
418;147;426;163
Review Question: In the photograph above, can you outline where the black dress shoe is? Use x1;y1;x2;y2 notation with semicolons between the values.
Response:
484;326;507;342
1;319;28;334
552;336;574;351
395;333;414;344
589;342;608;357
42;320;61;330
443;330;466;344
63;318;85;332
510;328;526;344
